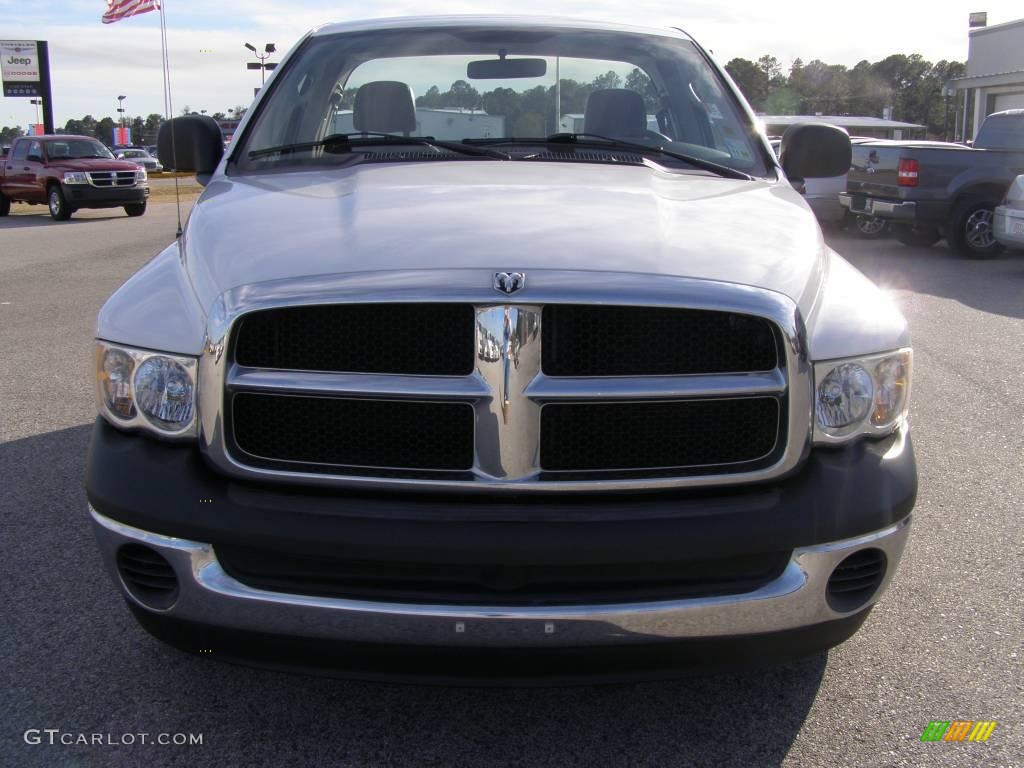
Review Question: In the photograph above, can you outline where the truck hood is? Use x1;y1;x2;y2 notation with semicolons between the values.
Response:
184;162;826;313
50;158;144;172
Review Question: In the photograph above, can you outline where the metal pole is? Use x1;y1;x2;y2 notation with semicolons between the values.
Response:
961;88;969;142
555;56;560;134
37;41;55;134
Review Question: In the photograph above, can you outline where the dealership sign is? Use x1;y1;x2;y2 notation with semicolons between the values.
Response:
1;40;42;97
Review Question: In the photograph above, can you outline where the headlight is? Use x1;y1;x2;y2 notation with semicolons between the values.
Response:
63;171;89;184
814;350;911;444
95;341;198;438
135;168;148;182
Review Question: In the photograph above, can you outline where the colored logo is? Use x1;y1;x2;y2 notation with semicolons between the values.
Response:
920;721;997;742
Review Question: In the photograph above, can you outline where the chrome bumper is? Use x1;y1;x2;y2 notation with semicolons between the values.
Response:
994;207;1024;248
91;506;910;648
839;194;916;220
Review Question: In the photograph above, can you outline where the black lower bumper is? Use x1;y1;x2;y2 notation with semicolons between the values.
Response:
86;418;917;567
65;184;148;209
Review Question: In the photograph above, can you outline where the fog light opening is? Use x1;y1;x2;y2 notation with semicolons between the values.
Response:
116;544;180;611
826;548;887;613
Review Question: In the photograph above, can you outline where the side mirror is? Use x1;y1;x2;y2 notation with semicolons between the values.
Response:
779;123;852;181
158;115;224;186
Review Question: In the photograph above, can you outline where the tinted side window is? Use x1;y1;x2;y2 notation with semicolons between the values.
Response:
975;115;1024;150
11;140;29;162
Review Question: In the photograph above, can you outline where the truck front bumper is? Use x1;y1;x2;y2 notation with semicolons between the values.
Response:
65;183;148;208
86;419;916;679
92;505;908;643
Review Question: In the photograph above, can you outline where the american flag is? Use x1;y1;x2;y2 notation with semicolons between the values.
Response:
102;0;161;24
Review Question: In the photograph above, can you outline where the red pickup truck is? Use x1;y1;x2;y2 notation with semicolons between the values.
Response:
0;134;149;220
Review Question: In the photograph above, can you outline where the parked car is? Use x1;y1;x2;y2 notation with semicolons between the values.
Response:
0;134;148;220
994;174;1024;250
114;147;164;173
87;16;915;681
842;110;1024;257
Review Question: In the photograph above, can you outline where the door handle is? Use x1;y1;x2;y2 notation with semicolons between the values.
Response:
23;166;31;170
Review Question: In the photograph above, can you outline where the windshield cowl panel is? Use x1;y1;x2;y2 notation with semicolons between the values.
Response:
235;24;768;177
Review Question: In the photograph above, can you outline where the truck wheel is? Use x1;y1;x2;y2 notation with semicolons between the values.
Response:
892;224;940;248
0;191;9;217
855;215;886;239
124;203;147;217
948;197;1004;259
48;185;72;221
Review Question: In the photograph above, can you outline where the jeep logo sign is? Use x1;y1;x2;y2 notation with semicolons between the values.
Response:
1;40;41;84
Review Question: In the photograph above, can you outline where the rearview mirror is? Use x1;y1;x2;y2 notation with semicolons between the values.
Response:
779;123;852;180
157;115;224;186
467;57;547;79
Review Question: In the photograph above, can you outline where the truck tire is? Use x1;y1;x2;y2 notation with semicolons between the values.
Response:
947;197;1004;259
892;224;940;248
124;203;147;217
854;215;887;239
48;185;72;221
0;191;9;217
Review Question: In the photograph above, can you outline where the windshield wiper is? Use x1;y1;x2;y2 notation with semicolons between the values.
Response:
468;133;753;180
248;132;510;161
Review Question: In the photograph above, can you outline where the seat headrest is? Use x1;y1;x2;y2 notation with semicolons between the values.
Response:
584;89;647;139
353;81;417;134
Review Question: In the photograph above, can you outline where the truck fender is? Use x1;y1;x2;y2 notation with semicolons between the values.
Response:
96;241;207;355
805;249;910;361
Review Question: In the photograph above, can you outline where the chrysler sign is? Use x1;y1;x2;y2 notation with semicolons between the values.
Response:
1;40;42;97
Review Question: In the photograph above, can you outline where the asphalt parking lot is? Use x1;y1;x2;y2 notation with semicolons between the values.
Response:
1;202;1021;768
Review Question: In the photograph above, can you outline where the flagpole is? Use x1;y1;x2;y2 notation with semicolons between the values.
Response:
158;0;183;237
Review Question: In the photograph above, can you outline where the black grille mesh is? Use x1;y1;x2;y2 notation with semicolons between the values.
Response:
826;549;887;612
232;394;474;471
215;544;791;606
541;398;780;472
116;544;178;610
233;303;474;375
542;305;778;376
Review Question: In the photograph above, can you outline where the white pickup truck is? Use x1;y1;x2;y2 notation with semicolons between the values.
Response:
87;16;916;682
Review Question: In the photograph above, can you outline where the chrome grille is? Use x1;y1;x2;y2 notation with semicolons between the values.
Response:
199;271;811;493
88;171;137;188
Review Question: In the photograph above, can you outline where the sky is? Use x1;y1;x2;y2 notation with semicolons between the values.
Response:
1;0;1021;128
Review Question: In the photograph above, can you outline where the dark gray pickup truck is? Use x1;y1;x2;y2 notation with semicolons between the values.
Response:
841;110;1024;258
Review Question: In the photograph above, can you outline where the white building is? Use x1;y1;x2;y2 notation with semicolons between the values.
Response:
758;115;926;141
950;16;1024;138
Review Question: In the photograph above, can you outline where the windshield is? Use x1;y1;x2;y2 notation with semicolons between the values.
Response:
121;150;146;157
46;139;114;160
237;25;767;176
975;114;1024;151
